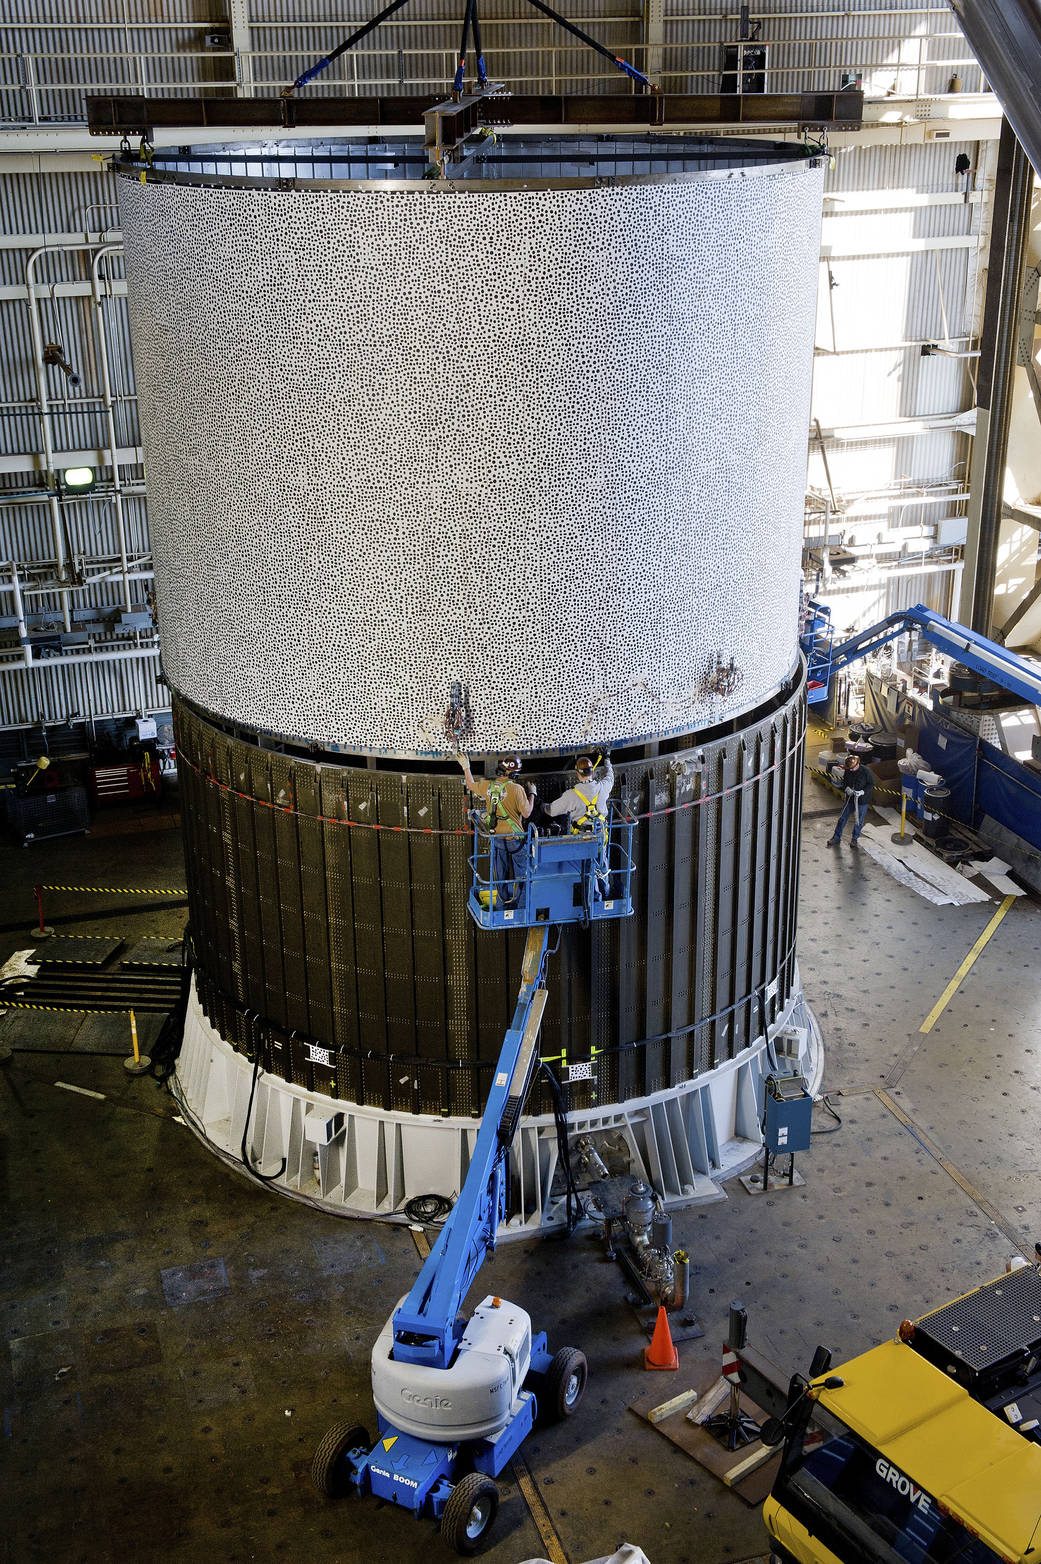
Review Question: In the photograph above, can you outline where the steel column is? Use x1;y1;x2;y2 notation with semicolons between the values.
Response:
961;118;1034;636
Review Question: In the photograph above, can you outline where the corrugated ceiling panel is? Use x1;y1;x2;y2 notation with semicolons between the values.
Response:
829;138;982;196
812;347;965;427
249;1;640;94
662;3;979;95
1;493;148;564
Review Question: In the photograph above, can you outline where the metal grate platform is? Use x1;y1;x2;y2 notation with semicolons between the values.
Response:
914;1266;1041;1387
121;937;184;969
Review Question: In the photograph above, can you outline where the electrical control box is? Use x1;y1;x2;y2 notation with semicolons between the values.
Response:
763;1073;813;1154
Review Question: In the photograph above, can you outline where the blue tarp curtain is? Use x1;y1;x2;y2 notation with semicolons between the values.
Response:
860;673;1041;852
976;744;1041;852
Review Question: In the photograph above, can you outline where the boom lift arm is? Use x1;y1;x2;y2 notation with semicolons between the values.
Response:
391;924;550;1370
313;816;635;1553
802;601;1041;707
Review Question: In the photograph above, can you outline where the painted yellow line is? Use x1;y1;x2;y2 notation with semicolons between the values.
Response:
876;1089;1026;1253
919;894;1016;1034
512;1453;569;1564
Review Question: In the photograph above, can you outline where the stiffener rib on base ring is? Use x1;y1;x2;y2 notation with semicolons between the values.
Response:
172;972;822;1233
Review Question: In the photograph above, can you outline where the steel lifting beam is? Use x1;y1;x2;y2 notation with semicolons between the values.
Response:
85;90;863;140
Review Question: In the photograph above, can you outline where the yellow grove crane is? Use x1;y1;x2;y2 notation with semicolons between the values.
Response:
747;1265;1041;1563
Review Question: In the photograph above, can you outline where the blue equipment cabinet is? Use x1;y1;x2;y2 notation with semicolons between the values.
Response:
761;1073;813;1192
311;802;635;1554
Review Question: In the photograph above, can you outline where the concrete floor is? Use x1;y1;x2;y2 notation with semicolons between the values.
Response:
2;763;1040;1564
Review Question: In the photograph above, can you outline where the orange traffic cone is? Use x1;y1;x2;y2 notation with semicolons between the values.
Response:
643;1305;679;1370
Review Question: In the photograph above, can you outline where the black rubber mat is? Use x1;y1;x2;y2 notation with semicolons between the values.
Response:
33;936;123;967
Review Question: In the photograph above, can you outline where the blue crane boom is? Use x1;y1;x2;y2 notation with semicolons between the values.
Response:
802;601;1041;707
391;923;550;1370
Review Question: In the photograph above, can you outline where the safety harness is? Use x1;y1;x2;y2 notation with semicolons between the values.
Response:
570;783;605;833
487;778;524;836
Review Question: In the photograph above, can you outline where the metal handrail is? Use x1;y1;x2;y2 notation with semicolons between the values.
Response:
470;810;635;909
1;17;983;125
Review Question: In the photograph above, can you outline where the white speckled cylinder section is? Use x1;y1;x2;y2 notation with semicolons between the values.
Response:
119;163;823;755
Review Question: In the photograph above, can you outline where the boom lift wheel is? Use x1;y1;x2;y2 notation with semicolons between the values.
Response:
440;1471;500;1555
545;1345;587;1420
311;1422;369;1498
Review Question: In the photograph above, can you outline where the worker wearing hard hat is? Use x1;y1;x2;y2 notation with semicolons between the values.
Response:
547;752;614;832
826;750;875;849
548;753;616;894
456;752;535;906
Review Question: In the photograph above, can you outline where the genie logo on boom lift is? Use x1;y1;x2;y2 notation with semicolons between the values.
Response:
371;1468;419;1488
401;1388;453;1409
875;1458;932;1513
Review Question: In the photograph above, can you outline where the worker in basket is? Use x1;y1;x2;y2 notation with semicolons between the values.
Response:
547;752;615;892
456;751;535;908
547;752;614;832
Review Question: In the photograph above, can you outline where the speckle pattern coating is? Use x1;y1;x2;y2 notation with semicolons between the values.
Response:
118;161;823;755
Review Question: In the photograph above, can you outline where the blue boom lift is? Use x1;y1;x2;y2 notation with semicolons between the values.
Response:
311;806;635;1554
801;600;1041;709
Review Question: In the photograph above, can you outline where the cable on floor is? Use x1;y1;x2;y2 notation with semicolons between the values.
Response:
812;1093;843;1133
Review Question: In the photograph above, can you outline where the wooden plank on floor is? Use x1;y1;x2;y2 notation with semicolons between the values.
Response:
647;1387;700;1423
630;1374;779;1507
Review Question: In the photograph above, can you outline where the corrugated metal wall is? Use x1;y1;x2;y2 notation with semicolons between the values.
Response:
808;134;983;623
0;0;980;113
662;3;982;97
0;157;159;728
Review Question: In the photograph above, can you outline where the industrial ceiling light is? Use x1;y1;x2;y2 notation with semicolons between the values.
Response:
62;466;96;493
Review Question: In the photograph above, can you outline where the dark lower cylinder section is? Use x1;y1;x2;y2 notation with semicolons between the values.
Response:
174;671;805;1118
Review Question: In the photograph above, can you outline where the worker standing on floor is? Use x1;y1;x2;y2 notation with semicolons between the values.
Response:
826;750;874;848
456;751;535;906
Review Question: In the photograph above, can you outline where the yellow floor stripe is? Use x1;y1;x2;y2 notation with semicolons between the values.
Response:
876;1089;1025;1252
512;1453;569;1564
919;894;1015;1034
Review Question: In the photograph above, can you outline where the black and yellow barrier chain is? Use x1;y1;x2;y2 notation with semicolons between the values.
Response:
33;882;187;937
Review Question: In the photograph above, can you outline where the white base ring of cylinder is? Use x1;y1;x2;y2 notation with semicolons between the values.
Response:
172;973;822;1234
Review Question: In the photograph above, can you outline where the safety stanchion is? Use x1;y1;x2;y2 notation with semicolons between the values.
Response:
123;1008;151;1076
891;792;913;845
29;880;187;938
32;885;54;938
704;1303;761;1450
